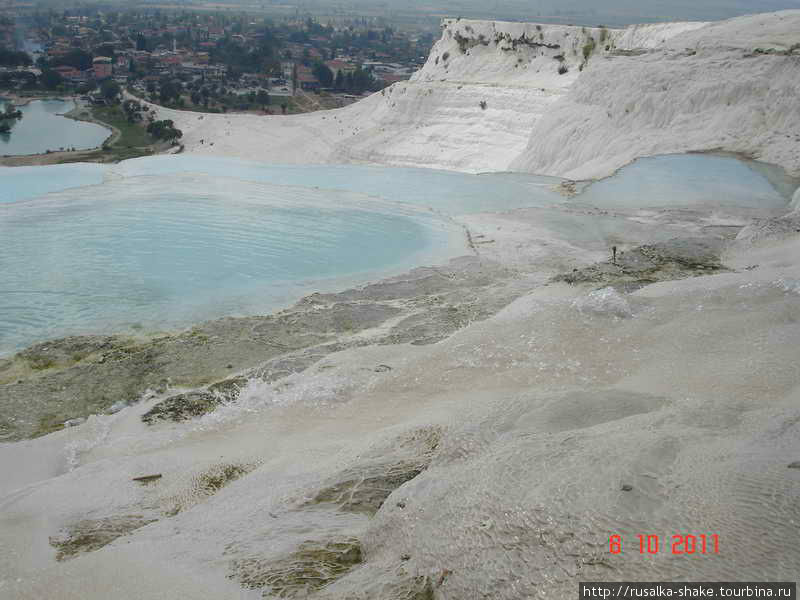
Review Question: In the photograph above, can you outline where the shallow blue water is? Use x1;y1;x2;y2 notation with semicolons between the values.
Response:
0;152;794;354
0;164;106;203
114;156;567;215
0;99;110;156
0;174;461;353
579;154;791;210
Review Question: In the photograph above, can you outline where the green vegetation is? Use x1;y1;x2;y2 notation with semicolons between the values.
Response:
0;46;32;68
32;414;66;438
92;104;154;146
100;79;121;101
146;119;183;143
312;61;334;87
583;36;597;61
49;103;158;164
0;102;23;135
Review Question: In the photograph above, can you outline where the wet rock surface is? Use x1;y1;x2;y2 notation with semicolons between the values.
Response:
230;538;363;598
46;461;257;564
2;257;521;439
382;301;496;346
308;462;428;516
736;212;800;244
141;391;222;424
165;462;258;516
554;237;726;288
0;302;400;440
49;515;157;561
222;427;441;598
9;335;130;374
305;427;441;516
312;568;436;600
0;230;746;439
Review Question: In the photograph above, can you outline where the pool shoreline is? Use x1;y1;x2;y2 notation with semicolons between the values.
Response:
1;152;797;441
0;97;112;160
0;97;157;166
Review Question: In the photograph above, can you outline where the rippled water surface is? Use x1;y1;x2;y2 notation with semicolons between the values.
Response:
0;152;793;354
0;174;461;353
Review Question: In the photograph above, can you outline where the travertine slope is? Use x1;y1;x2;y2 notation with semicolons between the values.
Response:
511;11;800;178
157;11;800;178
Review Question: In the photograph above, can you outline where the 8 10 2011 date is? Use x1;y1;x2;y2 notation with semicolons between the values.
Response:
609;534;719;555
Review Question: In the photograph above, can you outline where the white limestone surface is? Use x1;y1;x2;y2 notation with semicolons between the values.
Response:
150;11;800;180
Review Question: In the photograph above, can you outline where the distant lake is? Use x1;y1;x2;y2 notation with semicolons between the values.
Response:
0;99;110;156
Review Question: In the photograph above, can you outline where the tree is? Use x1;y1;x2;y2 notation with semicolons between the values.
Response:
256;89;270;107
54;49;93;71
122;99;143;122
39;69;63;90
158;79;181;104
94;44;116;62
147;119;182;143
342;68;374;94
312;62;333;87
100;79;120;101
0;46;32;68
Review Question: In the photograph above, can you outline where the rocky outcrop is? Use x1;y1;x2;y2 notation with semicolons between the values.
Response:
305;427;441;516
141;391;222;424
0;302;400;440
49;515;157;561
2;257;525;439
554;237;726;289
225;427;440;598
736;212;800;244
230;538;363;598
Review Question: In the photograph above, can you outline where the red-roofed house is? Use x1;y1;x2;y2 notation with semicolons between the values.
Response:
93;56;112;80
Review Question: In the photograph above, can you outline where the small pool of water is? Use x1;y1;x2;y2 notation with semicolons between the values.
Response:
0;99;110;156
578;153;794;211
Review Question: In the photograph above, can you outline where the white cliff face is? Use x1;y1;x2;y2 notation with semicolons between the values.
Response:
511;11;800;179
333;19;604;171
612;21;708;50
160;11;800;179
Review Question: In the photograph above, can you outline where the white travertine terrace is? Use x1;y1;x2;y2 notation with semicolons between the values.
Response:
151;10;800;179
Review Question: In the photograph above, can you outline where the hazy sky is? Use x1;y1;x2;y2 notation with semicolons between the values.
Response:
324;0;800;26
